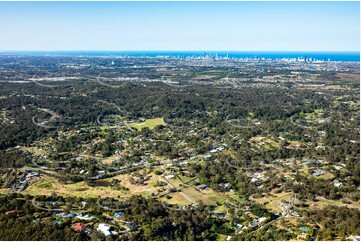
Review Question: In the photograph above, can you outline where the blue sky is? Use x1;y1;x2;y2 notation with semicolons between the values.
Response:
0;1;359;51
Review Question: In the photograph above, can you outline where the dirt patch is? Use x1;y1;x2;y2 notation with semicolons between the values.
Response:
337;73;360;82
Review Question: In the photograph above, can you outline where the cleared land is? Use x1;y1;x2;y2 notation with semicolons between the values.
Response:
161;192;193;206
315;196;360;209
24;171;164;199
129;118;166;131
250;191;294;213
24;175;130;198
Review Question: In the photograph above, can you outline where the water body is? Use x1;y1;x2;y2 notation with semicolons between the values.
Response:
1;51;359;62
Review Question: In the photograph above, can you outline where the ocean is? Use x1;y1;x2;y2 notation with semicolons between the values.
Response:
0;51;359;62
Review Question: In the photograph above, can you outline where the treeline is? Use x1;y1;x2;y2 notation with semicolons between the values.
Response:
122;195;221;240
304;206;360;240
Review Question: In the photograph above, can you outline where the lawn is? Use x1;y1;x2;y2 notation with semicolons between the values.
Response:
32;179;54;189
130;118;166;131
178;175;196;184
213;204;228;213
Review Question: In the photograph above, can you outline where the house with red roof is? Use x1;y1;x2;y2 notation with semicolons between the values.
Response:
72;223;87;232
5;210;17;215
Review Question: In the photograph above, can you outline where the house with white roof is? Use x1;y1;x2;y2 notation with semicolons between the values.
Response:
97;223;117;236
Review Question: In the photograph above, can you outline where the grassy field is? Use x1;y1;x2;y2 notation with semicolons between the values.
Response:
24;175;131;198
178;175;196;184
101;155;117;165
224;192;246;203
304;109;323;119
213;204;228;213
23;171;216;204
32;179;54;189
181;187;219;206
316;196;360;209
0;188;7;195
250;135;280;150
104;172;162;197
162;192;193;206
251;191;294;213
316;172;335;180
22;146;48;156
130;118;166;131
337;73;360;82
165;177;185;188
288;140;303;149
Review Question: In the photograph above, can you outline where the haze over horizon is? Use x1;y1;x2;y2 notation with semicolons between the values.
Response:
0;1;359;52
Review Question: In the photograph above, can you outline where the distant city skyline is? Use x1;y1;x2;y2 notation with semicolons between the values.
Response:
0;1;359;51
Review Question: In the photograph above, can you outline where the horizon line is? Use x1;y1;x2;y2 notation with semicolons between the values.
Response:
0;50;360;53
